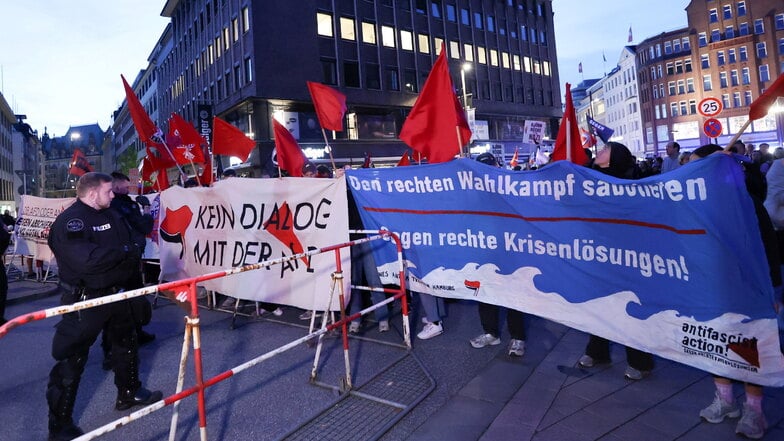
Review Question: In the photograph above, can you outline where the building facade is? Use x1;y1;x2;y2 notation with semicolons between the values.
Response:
637;0;784;154
41;124;108;198
0;92;17;214
156;0;563;173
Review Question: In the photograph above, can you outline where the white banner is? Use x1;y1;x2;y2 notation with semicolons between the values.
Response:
15;195;76;261
523;120;546;145
158;177;350;311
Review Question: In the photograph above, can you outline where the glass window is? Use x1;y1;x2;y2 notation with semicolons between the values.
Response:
709;9;718;23
446;4;456;22
685;58;692;72
668;81;676;95
232;18;239;41
733;92;741;108
502;52;510;68
400;30;414;51
344;61;360;87
489;49;498;66
381;26;395;47
717;51;725;66
403;69;417;93
744;90;752;106
682;37;690;50
418;34;430;53
317;12;332;37
730;70;739;86
710;29;721;42
756;42;767;58
434;37;443;54
385;67;399;91
680;101;688;115
719;71;728;88
223;27;230;49
673;39;681;52
739;46;748;61
664;41;672;54
365;63;380;89
666;62;674;75
415;0;426;14
449;41;460;58
340;17;355;40
513;54;521;70
464;44;474;62
776;13;784;30
362;22;376;44
722;5;732;19
689;99;697;114
728;48;737;63
670;102;678;116
701;54;710;69
739;22;749;36
703;74;712;91
487;15;495;32
698;33;707;47
431;1;441;18
474;12;483;29
722;94;730;109
742;67;750;84
242;7;250;32
524;56;531;72
759;64;770;82
520;25;527;41
322;58;336;84
754;19;764;34
477;46;487;64
461;8;470;25
737;2;746;17
677;79;685;94
780;37;784;56
725;26;734;39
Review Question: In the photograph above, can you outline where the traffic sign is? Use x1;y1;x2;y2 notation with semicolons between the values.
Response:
698;97;723;117
703;118;723;138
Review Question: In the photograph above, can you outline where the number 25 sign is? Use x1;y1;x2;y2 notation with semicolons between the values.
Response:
698;97;723;117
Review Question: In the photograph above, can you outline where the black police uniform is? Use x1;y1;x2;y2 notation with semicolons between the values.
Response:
46;198;161;440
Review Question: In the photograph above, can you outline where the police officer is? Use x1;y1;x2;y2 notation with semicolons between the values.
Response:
46;172;162;440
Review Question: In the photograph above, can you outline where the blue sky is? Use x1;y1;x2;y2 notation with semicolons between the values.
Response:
0;1;690;137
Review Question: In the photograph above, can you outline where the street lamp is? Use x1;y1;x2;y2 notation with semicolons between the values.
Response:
460;62;472;110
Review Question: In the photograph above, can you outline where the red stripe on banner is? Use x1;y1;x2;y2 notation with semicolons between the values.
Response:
362;206;706;235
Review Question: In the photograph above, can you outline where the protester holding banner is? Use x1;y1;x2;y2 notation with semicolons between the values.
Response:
46;172;162;440
691;144;781;440
468;152;527;357
578;142;654;380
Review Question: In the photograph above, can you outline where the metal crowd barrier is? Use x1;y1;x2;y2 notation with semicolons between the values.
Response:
0;230;407;441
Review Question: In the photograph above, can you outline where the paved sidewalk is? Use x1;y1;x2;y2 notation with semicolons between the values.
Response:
3;279;783;440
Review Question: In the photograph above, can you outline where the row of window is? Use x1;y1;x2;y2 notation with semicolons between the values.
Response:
317;11;548;48
708;2;747;22
698;14;784;47
650;63;771;100
317;13;551;76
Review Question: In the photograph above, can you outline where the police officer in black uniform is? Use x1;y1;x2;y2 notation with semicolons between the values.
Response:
46;172;162;440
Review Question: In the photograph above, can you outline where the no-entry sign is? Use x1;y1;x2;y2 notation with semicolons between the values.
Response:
703;118;723;138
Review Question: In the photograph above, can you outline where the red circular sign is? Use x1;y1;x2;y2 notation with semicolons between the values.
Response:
698;97;723;117
703;118;723;138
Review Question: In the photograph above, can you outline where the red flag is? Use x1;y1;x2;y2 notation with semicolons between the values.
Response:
121;74;164;147
141;156;170;191
509;148;519;168
69;149;93;176
307;81;347;131
397;151;411;167
749;73;784;121
551;83;588;165
272;119;306;177
168;113;206;165
199;158;214;186
212;116;256;162
362;152;372;168
399;42;471;163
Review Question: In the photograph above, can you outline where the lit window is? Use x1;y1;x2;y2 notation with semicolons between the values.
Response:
223;27;230;49
502;52;510;68
477;46;487;64
543;61;550;76
434;38;443;54
242;7;250;32
381;26;395;47
362;22;376;44
317;12;333;37
523;56;531;72
401;30;414;51
490;49;498;66
418;34;430;53
464;44;474;62
340;17;355;40
449;41;460;59
513;55;520;70
232;18;239;41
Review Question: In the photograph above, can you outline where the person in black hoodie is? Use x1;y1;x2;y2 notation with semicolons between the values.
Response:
577;142;655;380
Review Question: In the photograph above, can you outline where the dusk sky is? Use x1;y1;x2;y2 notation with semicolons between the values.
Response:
0;0;690;137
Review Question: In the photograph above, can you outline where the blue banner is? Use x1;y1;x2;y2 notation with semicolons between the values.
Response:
347;155;784;386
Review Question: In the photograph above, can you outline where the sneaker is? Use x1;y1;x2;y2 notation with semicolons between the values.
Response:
349;321;360;333
262;307;284;317
700;392;741;423
735;403;767;439
623;365;649;380
578;354;610;368
378;320;390;333
508;339;526;357
299;310;322;321
470;333;500;348
220;297;237;309
417;322;443;340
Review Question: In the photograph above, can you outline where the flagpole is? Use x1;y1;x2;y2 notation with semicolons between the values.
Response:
456;126;465;158
157;137;188;184
724;119;752;151
319;128;338;172
565;119;572;162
